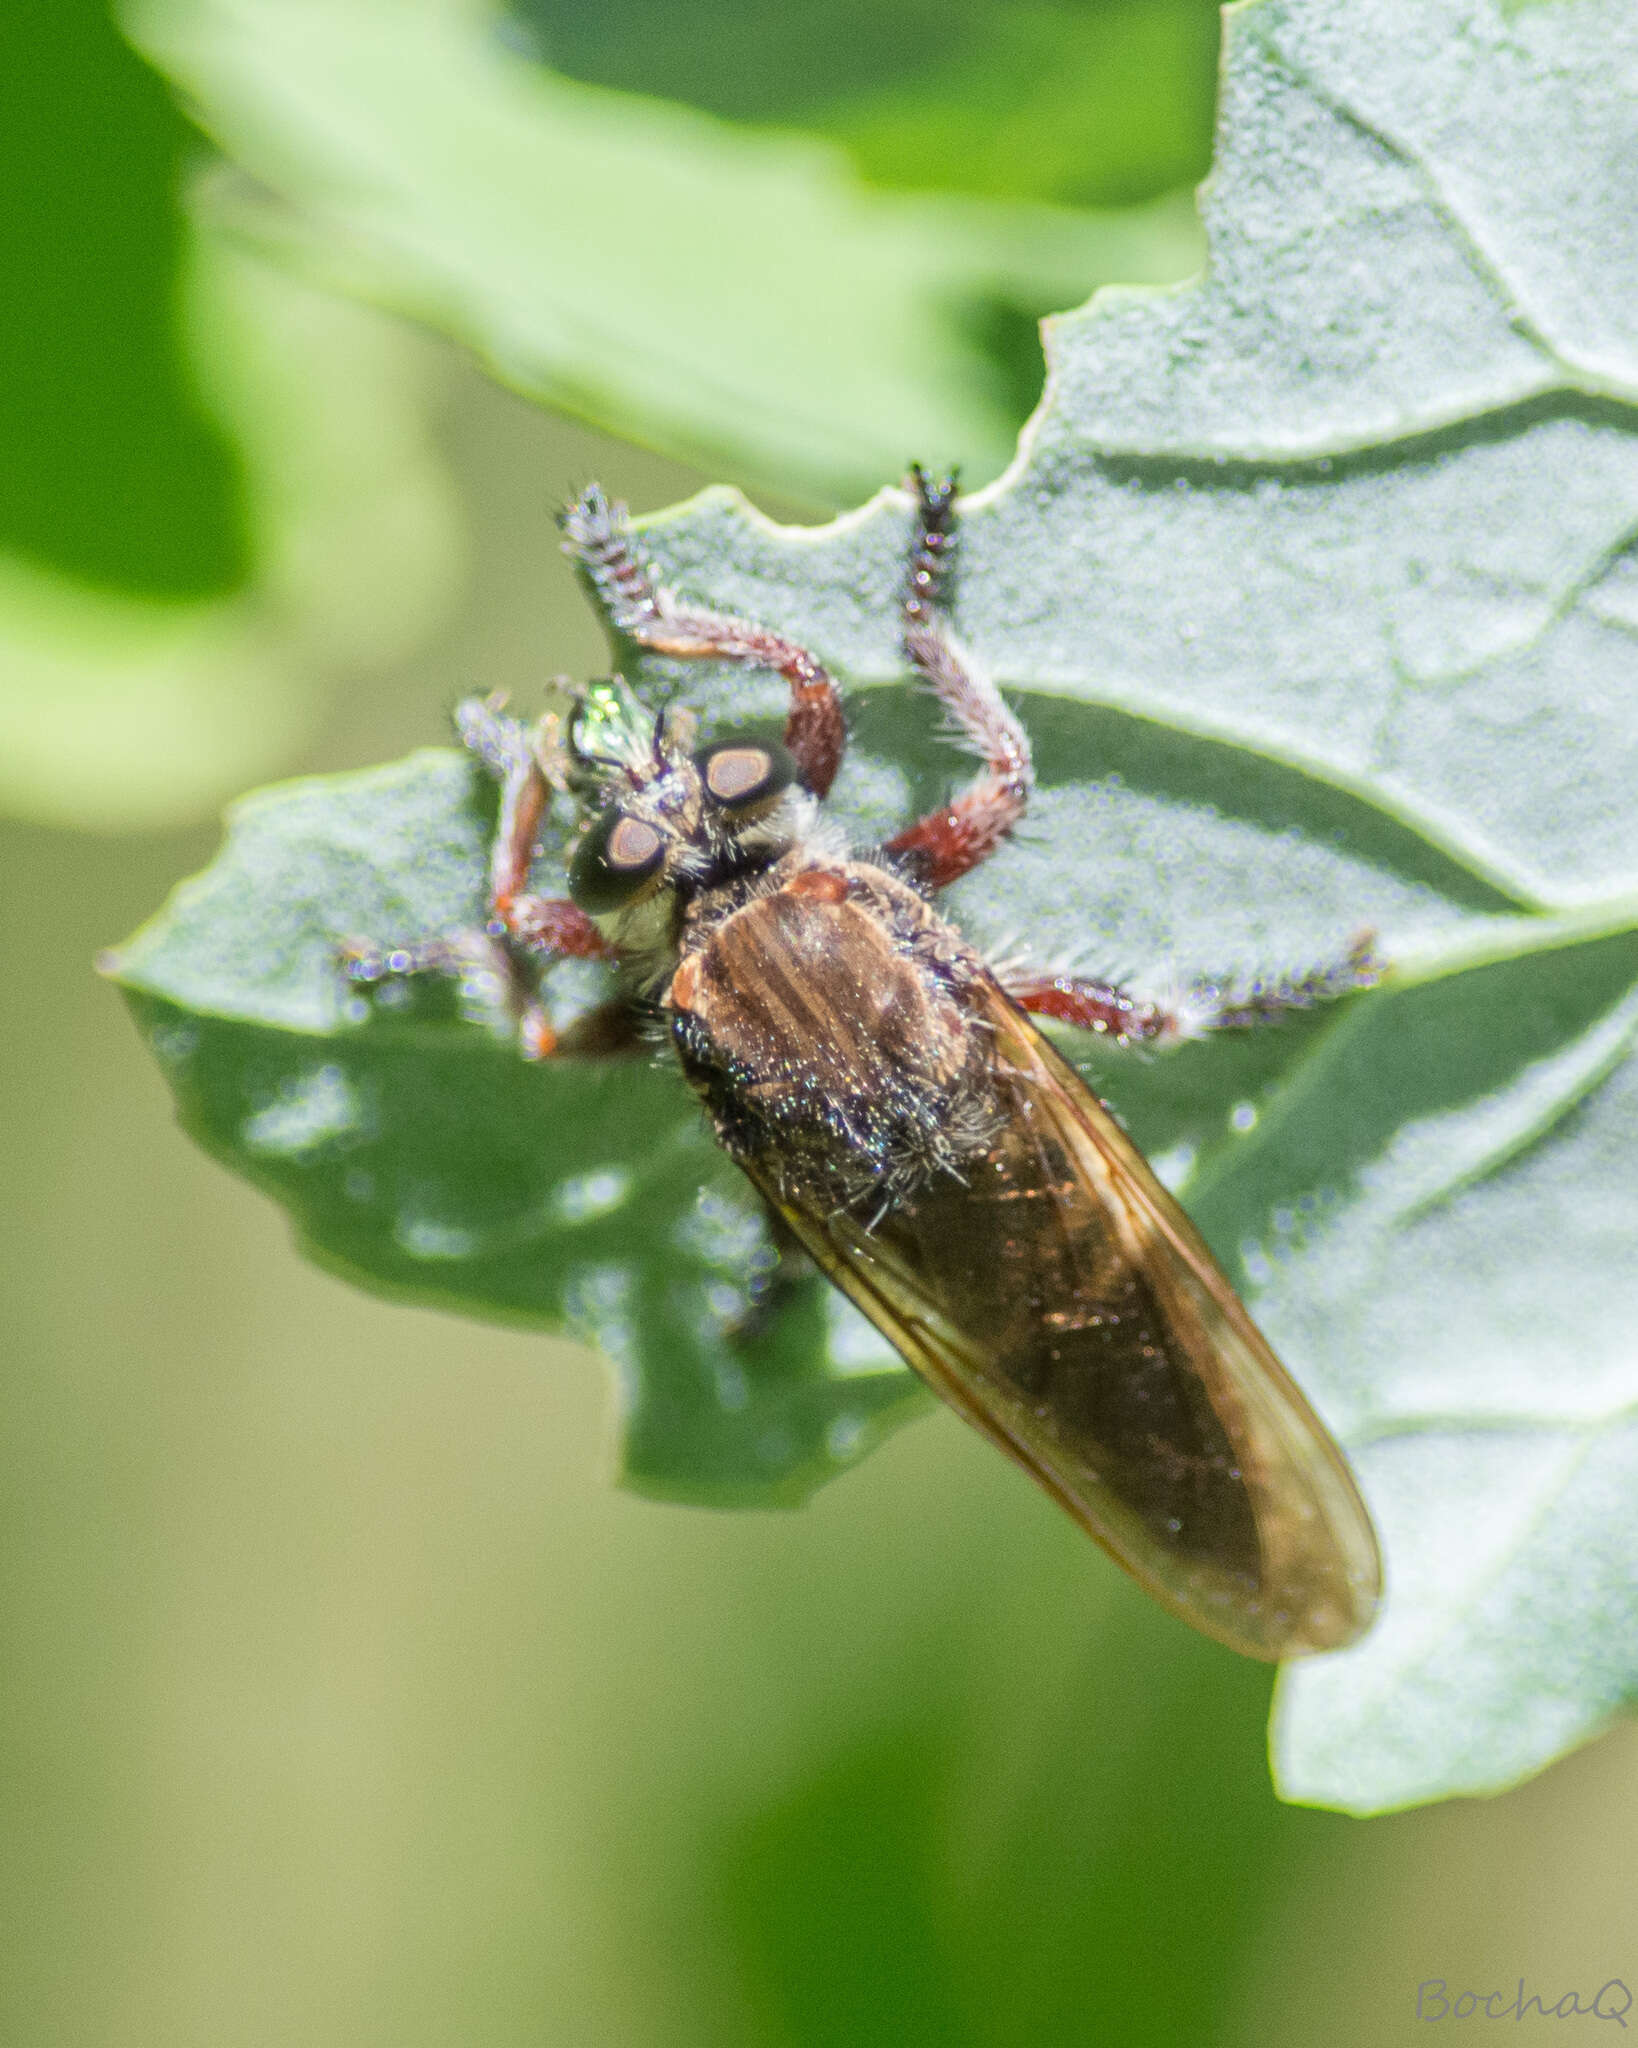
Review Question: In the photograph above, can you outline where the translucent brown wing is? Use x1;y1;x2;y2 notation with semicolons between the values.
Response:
742;977;1380;1660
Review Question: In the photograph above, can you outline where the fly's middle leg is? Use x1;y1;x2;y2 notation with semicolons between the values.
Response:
338;923;637;1062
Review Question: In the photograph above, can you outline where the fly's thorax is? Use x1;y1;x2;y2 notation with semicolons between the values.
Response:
666;855;1003;1209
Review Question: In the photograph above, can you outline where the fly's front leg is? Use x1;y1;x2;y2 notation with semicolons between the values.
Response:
455;692;550;933
561;486;846;798
453;695;604;952
884;466;1033;890
1006;931;1382;1047
456;691;618;1054
341;696;621;1060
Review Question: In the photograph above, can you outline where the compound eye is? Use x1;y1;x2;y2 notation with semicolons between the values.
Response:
569;809;667;912
694;738;797;812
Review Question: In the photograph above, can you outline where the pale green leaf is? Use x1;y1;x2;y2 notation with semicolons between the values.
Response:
121;0;1203;503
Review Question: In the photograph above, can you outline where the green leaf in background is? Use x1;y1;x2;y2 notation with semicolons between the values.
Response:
114;0;1638;1816
121;0;1204;505
0;10;467;831
0;215;463;829
0;0;244;598
503;0;1223;208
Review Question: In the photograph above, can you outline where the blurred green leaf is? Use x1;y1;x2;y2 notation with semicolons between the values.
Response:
115;0;1638;1814
0;0;245;596
122;0;1204;504
504;0;1223;208
720;1608;1309;2048
0;217;463;830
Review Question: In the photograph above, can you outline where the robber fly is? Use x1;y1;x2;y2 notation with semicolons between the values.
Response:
346;471;1382;1660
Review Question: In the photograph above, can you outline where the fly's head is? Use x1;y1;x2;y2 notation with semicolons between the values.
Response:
548;677;813;948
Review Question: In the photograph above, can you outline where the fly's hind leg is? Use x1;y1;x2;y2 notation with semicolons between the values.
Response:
1005;931;1383;1047
561;485;847;799
883;466;1034;890
339;694;627;1061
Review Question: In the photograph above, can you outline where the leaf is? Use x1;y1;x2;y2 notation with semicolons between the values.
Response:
0;0;246;597
113;0;1638;1812
502;0;1223;209
0;212;463;830
120;0;1203;504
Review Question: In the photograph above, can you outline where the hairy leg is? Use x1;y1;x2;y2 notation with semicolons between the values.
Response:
560;485;847;799
883;467;1034;890
1006;931;1382;1046
339;696;623;1060
338;927;552;1059
453;694;608;955
338;923;640;1061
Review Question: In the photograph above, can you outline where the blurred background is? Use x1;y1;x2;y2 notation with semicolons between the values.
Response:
7;4;1638;2044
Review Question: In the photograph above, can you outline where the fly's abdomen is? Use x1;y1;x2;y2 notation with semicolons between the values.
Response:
890;1109;1264;1584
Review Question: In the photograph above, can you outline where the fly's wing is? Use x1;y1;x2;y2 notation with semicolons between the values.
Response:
744;979;1380;1661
